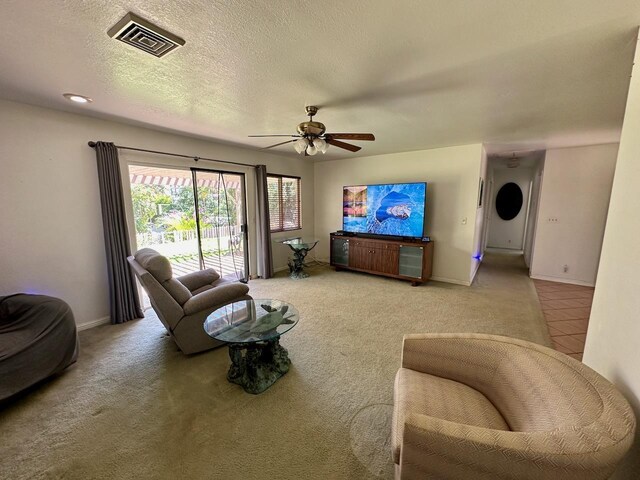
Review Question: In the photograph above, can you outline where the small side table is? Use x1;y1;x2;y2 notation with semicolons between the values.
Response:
277;238;319;279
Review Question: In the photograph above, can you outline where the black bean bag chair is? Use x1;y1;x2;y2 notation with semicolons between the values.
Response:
0;294;79;401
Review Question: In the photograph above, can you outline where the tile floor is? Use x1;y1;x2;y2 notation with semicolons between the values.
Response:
533;279;595;361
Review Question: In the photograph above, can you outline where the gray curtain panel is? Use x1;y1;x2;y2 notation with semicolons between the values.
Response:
94;141;143;323
255;164;274;278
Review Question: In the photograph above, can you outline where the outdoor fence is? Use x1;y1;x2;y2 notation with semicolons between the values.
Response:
136;225;242;247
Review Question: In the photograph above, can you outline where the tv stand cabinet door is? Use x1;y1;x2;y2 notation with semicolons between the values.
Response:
349;244;372;270
331;237;350;266
372;244;399;275
398;245;424;279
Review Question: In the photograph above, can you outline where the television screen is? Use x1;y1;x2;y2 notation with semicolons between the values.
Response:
343;182;426;237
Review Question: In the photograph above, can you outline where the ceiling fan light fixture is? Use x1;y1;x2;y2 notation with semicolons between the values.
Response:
294;138;308;154
314;138;328;154
307;143;318;156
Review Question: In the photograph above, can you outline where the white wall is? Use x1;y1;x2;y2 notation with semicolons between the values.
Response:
523;157;545;268
487;167;534;250
0;99;314;328
314;144;484;286
530;143;618;286
583;32;640;478
470;146;488;281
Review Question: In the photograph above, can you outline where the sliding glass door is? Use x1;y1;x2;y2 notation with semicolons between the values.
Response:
192;169;248;281
128;164;248;288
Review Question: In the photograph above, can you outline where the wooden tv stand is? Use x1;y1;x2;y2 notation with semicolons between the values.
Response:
329;233;433;286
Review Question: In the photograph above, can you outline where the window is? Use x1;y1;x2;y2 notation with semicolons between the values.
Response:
267;174;301;232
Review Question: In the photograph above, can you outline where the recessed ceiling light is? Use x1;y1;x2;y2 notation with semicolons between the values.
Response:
63;93;92;104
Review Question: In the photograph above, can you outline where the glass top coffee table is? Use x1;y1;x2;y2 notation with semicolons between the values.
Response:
204;299;298;394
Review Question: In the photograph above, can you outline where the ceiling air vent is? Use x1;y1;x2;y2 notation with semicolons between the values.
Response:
108;12;185;58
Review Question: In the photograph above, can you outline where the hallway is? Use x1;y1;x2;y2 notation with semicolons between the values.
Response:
477;249;594;360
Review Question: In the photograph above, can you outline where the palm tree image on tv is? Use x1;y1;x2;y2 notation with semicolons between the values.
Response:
343;183;426;237
343;186;367;217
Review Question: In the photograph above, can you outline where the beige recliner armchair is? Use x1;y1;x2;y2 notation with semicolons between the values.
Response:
393;333;636;480
128;248;251;355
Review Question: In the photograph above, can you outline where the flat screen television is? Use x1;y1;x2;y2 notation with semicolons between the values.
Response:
342;182;427;238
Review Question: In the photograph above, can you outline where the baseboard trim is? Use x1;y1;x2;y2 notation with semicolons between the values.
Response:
430;276;471;286
77;315;110;331
470;261;482;284
530;274;595;287
273;265;289;273
306;260;471;287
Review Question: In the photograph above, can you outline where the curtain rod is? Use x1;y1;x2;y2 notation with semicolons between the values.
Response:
87;141;256;168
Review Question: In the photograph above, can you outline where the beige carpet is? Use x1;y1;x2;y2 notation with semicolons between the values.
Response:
0;252;550;480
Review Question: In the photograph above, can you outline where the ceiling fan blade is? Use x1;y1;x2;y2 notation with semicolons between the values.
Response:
325;133;375;141
248;134;299;137
326;138;361;152
262;139;296;150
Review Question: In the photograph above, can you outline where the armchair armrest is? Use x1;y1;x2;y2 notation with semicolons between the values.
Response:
177;268;220;292
183;282;250;316
400;413;612;479
401;333;512;379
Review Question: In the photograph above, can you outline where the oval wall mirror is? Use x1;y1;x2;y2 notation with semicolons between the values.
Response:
495;182;523;221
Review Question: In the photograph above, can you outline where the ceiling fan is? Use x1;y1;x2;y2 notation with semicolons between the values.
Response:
248;106;375;156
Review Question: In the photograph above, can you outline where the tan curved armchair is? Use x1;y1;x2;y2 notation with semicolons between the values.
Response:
393;333;636;480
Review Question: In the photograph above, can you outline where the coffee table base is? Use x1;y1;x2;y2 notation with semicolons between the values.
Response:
227;338;291;394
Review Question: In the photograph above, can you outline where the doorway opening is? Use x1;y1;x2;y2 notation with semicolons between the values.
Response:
484;151;545;271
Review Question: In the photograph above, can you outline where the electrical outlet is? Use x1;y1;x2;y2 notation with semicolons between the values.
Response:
563;264;569;273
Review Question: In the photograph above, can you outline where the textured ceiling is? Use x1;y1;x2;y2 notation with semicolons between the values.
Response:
0;0;639;160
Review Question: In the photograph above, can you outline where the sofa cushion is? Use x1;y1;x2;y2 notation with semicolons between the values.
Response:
134;248;173;283
177;269;220;292
190;276;238;295
162;278;192;306
192;285;213;295
183;282;250;316
392;367;509;464
211;277;237;288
